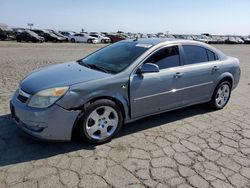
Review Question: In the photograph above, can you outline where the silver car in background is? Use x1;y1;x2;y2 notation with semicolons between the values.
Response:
10;38;241;144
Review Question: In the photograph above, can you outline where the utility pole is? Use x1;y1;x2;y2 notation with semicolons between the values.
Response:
27;23;34;29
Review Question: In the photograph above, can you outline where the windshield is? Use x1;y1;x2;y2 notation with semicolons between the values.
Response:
26;30;39;37
49;33;58;38
51;30;64;37
79;41;150;74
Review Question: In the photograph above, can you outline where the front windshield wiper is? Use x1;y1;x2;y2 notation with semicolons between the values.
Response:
88;64;110;73
77;60;91;68
77;60;111;74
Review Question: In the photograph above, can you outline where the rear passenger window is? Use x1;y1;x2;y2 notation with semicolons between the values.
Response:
207;49;218;61
183;45;208;65
146;46;180;70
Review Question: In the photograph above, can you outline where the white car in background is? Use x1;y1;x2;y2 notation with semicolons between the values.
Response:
89;33;110;43
69;33;98;43
59;31;76;42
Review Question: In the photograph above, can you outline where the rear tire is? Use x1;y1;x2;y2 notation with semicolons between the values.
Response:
78;99;123;144
209;81;231;110
71;38;75;43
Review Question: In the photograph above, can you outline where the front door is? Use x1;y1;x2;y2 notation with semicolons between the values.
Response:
130;45;184;118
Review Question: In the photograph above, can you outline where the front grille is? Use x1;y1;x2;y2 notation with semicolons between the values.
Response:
17;94;28;103
17;88;31;103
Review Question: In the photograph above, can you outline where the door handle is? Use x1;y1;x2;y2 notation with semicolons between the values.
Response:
174;72;183;78
212;66;220;71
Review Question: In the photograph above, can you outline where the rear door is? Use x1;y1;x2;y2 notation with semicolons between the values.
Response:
80;34;87;42
74;34;83;42
179;45;222;105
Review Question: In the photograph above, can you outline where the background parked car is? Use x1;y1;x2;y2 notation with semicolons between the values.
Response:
241;36;250;44
16;30;44;43
107;34;127;43
46;29;67;42
0;30;7;40
59;31;76;42
89;33;110;43
234;36;244;44
225;37;239;44
207;36;218;44
213;36;226;44
0;23;15;40
193;35;209;43
69;33;98;43
31;29;64;42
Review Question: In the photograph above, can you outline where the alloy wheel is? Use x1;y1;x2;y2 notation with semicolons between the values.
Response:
85;106;118;140
215;84;230;107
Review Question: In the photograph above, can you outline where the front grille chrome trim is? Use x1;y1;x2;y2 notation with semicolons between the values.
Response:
18;88;31;98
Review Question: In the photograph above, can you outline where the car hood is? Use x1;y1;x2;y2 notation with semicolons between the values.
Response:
20;61;110;94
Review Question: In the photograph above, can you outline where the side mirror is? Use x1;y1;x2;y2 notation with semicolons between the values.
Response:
137;63;159;74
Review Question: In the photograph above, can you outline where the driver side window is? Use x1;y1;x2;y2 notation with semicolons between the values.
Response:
145;45;180;70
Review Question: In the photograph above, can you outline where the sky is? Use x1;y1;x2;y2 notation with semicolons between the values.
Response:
0;0;250;35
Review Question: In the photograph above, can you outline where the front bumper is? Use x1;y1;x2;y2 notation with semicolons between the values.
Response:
10;90;80;141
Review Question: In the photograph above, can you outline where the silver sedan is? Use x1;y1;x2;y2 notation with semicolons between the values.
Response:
10;38;241;144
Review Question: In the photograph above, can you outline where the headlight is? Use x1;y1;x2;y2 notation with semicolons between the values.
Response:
28;86;69;108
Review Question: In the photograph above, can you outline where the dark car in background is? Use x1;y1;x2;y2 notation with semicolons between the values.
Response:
0;29;15;41
241;36;250;44
234;37;244;44
16;30;44;43
225;37;239;44
47;29;67;42
0;30;7;40
0;23;15;40
31;29;65;42
213;36;226;44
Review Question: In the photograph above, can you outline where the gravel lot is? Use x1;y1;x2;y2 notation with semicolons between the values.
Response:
0;42;250;188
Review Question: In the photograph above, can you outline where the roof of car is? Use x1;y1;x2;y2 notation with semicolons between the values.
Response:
123;38;186;46
121;38;227;60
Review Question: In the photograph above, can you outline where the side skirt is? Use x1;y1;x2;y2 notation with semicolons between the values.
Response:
125;99;211;124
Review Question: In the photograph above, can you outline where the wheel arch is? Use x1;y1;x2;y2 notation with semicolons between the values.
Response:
71;95;128;139
87;96;126;119
210;73;233;99
215;73;234;88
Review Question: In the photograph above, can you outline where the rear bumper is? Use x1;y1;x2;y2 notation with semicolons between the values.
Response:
10;91;80;141
232;67;241;90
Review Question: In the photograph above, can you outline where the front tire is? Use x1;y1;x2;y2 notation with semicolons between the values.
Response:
87;39;92;43
79;99;123;144
210;81;231;110
71;38;75;43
